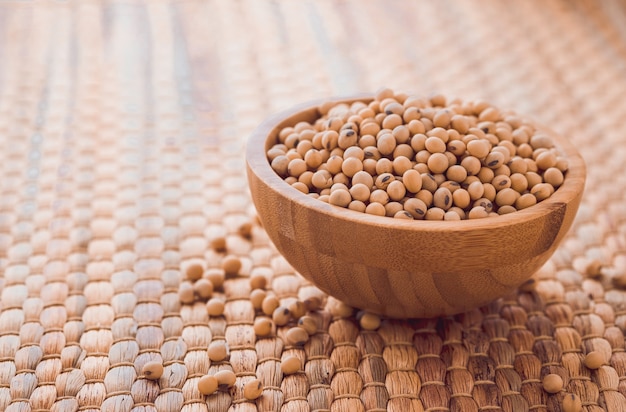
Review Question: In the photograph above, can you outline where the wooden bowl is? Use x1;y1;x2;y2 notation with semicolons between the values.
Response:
246;96;586;318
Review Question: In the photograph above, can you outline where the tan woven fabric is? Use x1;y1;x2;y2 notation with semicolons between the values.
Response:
1;0;625;411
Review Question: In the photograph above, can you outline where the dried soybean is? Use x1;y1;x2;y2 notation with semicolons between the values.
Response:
243;379;264;400
198;374;219;395
280;355;302;375
142;361;164;380
542;373;564;393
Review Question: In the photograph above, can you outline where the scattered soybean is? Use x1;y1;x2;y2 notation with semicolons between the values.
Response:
198;374;219;395
542;373;564;394
142;361;164;380
243;379;264;400
280;355;302;375
583;351;605;369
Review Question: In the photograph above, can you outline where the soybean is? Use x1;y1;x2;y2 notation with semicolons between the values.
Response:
341;156;363;177
427;153;449;174
243;379;264;400
403;169;422;193
192;279;212;299
349;200;367;212
542;373;563;394
312;170;333;189
249;273;267;290
385;201;403;217
377;133;396;156
365;202;386;216
531;183;554;201
425;136;446;153
142;361;164;380
375;173;394;190
298;315;318;335
254;317;273;337
562;393;582;412
495;188;518;207
352;170;374;187
288;300;307;319
222;255;242;277
303;296;322;311
395;210;413;219
392;152;413;174
250;289;267;310
178;281;195;304
261;295;280;316
461;156;482;176
272;306;291;326
350;183;371;202
185;263;204;281
544;167;564;187
369;189;389;206
452;189;471;209
468;206;489;219
425;207;445;220
387;180;406;201
206;298;225;316
417;174;435;194
444;210;462;220
207;341;230;362
467;139;491;158
446;165;467;182
329;189;351;207
583;351;604;369
238;222;253;239
358;312;382;330
198;374;219;395
327;297;354;318
516;193;537;210
281;355;302;375
433;187;453;210
285;327;309;346
214;370;237;388
404;198;427;219
210;236;227;252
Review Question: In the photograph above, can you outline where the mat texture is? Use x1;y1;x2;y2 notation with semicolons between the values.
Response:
1;1;626;411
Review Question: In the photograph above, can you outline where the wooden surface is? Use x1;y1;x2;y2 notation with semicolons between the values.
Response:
246;97;587;318
1;1;626;411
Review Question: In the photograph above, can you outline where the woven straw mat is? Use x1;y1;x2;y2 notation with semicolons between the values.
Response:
1;1;626;411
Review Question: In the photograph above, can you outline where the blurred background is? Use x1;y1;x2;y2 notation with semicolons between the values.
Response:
1;1;626;411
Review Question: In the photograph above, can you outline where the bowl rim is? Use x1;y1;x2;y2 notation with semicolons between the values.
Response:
246;95;586;233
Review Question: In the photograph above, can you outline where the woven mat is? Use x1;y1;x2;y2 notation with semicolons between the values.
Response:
1;1;626;411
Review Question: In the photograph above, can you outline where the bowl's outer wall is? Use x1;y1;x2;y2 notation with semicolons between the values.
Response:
246;97;586;318
247;167;582;317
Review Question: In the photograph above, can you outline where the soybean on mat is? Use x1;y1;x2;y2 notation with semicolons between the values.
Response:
1;1;626;411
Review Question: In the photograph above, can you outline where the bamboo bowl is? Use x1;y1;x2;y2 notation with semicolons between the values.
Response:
246;96;586;318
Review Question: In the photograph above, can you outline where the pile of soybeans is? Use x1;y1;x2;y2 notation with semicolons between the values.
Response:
267;88;568;220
